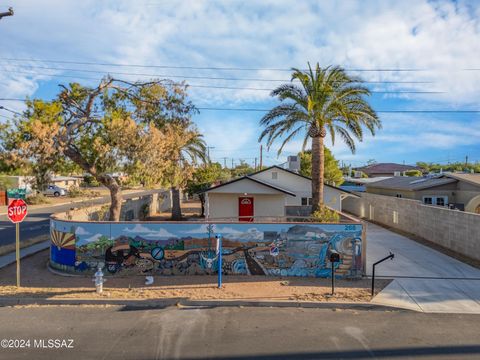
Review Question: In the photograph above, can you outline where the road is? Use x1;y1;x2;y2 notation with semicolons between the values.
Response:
244;249;266;275
0;306;479;359
0;190;159;248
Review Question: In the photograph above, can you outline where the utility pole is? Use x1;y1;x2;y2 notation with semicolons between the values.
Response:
221;157;228;169
465;155;469;170
231;158;234;169
254;157;257;171
0;7;14;20
259;145;263;169
206;146;215;163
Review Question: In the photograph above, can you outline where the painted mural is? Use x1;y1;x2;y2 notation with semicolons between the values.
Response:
50;220;363;278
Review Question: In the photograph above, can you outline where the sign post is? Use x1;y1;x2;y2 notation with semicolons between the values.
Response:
216;234;222;289
7;198;28;287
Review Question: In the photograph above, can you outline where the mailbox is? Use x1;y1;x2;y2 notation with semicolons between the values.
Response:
328;249;340;263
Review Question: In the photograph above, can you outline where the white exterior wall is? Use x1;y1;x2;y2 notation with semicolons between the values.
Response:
207;193;286;220
251;168;343;211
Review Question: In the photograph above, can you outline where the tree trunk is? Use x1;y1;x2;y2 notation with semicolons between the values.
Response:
63;146;122;221
199;193;205;217
311;135;325;212
171;186;182;220
106;181;122;221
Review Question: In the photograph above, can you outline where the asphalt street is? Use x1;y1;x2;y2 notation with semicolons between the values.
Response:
0;306;479;359
0;190;159;247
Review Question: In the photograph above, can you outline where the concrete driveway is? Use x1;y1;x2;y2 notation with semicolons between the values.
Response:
366;222;480;313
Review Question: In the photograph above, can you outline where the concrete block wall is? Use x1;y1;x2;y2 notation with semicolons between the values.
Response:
343;192;480;261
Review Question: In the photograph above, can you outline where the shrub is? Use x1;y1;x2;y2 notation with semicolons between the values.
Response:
68;186;86;198
25;194;51;205
311;205;340;223
405;169;422;177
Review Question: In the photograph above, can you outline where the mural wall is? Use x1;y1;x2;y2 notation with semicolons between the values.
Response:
50;219;363;278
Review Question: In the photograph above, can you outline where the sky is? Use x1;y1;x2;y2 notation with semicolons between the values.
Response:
1;0;480;168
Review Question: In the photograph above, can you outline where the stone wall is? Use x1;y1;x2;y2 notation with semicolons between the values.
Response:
343;192;480;261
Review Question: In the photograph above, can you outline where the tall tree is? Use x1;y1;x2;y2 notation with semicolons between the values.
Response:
186;162;231;217
259;63;380;212
299;148;344;186
163;124;206;220
5;78;195;221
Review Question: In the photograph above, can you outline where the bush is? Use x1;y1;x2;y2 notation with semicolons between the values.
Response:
405;169;423;177
311;205;340;223
25;194;51;205
81;175;100;187
68;186;86;198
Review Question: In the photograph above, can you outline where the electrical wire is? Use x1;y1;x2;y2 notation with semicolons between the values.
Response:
2;57;480;72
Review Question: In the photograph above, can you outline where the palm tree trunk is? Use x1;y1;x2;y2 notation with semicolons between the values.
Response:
171;186;182;220
311;135;325;212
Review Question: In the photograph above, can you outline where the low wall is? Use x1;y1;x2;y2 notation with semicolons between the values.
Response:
58;191;166;222
49;218;364;279
343;192;480;261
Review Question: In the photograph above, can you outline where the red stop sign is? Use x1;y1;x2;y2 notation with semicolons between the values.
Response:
7;198;28;223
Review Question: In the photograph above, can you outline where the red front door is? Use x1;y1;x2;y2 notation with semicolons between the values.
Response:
238;197;254;222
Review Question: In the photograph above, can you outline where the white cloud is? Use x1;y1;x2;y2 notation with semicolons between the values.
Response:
74;226;91;236
122;224;177;239
2;0;480;164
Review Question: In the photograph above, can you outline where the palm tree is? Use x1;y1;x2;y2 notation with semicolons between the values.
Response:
259;63;381;212
167;124;207;220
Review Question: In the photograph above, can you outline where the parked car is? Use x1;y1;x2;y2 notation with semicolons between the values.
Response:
42;185;67;197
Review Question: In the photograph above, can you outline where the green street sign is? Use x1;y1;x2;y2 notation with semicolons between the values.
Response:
7;188;26;200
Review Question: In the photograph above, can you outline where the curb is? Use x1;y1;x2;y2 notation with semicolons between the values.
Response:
0;297;410;312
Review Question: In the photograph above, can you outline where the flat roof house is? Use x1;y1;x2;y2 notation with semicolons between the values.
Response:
365;173;480;213
203;166;354;221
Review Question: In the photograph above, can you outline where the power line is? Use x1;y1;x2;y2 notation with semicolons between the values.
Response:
2;57;480;72
0;66;435;84
0;70;442;93
2;99;480;114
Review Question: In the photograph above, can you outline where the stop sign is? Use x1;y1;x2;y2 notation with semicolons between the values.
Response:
7;198;28;223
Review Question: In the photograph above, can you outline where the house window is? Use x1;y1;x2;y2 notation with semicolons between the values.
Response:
423;196;448;206
308;198;313;206
423;197;433;205
301;197;308;206
396;194;402;198
271;172;278;180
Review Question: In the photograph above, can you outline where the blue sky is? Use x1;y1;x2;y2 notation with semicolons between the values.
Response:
1;0;480;168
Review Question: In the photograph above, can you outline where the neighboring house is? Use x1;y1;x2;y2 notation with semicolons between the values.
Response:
340;176;392;192
356;163;421;177
51;176;81;189
202;166;355;221
365;173;480;213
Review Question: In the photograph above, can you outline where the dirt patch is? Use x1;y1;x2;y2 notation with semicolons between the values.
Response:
0;250;389;302
147;200;203;221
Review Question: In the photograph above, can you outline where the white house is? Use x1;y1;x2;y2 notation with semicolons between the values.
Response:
203;166;355;221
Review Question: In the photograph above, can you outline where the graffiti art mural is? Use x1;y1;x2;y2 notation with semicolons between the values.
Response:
49;219;363;278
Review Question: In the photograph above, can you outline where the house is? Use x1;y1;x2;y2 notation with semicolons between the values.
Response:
356;163;421;177
202;165;355;221
365;173;480;213
340;176;392;192
51;176;81;189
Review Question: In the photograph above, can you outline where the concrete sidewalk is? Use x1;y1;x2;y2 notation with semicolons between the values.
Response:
368;222;480;313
